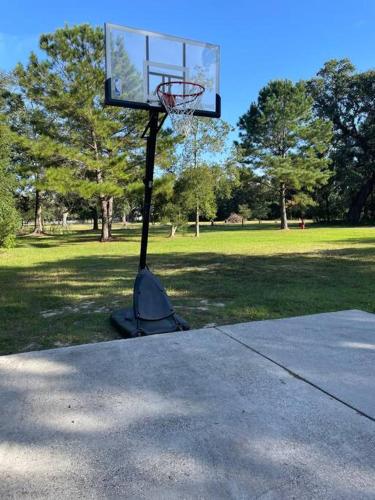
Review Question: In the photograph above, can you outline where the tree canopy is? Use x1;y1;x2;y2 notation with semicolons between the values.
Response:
0;24;374;250
308;59;375;224
238;79;332;229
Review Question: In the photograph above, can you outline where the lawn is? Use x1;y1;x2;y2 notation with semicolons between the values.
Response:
0;222;374;355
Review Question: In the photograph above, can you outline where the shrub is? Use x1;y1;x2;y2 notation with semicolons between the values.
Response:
0;199;21;248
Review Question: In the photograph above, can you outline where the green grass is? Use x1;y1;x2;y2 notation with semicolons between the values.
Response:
0;222;374;355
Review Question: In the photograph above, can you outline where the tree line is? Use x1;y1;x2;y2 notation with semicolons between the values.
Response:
0;24;374;247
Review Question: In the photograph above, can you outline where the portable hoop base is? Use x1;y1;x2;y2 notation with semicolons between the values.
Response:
110;110;190;338
110;268;189;338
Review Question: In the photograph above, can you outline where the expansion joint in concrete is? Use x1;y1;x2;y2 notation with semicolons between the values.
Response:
214;326;375;424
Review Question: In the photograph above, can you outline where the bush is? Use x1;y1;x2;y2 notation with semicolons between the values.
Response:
0;199;21;248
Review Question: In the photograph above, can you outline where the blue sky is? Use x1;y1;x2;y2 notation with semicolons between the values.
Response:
1;0;375;128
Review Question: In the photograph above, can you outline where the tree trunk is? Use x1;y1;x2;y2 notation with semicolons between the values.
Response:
325;197;330;222
280;183;289;230
32;190;44;235
122;211;128;227
100;197;110;242
108;196;113;238
169;225;177;238
242;218;244;226
195;206;200;237
62;210;69;228
347;174;375;225
91;206;99;230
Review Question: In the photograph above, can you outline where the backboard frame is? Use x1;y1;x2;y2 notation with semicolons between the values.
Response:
104;23;221;118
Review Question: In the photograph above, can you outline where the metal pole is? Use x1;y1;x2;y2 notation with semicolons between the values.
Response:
139;109;159;269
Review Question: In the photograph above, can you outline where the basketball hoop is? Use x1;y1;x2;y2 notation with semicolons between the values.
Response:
157;81;205;136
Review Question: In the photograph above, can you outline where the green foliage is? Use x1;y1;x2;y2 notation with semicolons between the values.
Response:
14;24;142;188
308;59;375;223
0;118;21;248
211;151;241;215
0;75;20;247
238;80;332;188
176;165;217;221
3;27;373;243
12;24;176;240
251;202;270;223
238;80;332;227
151;174;189;236
182;118;231;166
0;199;20;248
288;192;316;217
238;204;251;223
176;118;231;232
217;164;273;222
161;202;188;236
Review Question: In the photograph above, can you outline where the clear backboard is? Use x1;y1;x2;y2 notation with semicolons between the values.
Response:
104;23;221;118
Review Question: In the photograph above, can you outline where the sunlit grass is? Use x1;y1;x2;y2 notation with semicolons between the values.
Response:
0;222;374;355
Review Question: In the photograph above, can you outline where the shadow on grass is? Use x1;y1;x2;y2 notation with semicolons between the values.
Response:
15;226;167;248
198;223;281;232
0;243;374;355
331;237;375;245
18;221;365;250
15;222;307;248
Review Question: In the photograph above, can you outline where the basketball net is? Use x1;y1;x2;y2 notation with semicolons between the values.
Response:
157;81;205;136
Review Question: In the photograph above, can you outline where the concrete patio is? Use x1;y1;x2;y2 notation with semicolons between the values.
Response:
1;309;374;499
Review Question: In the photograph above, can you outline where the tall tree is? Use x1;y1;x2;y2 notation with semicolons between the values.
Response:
238;203;251;226
13;24;152;241
3;71;58;235
153;173;187;237
238;80;332;229
179;118;231;236
0;73;21;247
288;192;316;225
308;59;375;224
176;164;217;236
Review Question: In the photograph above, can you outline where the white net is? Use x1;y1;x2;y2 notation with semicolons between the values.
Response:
157;81;204;136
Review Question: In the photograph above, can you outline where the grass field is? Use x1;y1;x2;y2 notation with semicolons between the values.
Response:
0;222;374;355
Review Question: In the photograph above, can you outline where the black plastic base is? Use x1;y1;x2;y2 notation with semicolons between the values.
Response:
110;307;190;338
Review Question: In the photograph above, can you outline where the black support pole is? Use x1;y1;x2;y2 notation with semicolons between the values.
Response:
110;108;190;337
139;109;159;270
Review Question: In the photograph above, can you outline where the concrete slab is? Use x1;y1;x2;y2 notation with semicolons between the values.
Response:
0;313;374;499
219;310;375;420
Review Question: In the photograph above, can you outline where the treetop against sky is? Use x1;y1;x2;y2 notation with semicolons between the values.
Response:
1;0;374;129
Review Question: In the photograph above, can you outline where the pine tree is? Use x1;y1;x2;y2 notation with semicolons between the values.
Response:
15;24;178;240
238;204;251;226
238;80;332;229
13;24;149;241
3;70;60;235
